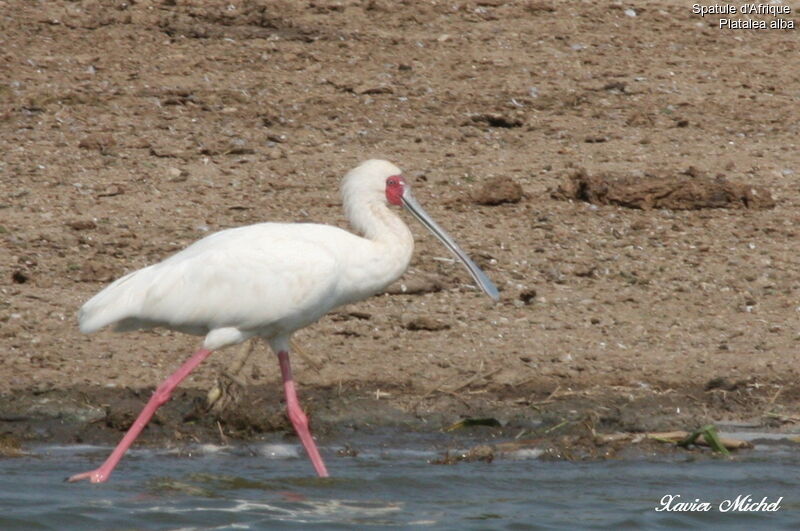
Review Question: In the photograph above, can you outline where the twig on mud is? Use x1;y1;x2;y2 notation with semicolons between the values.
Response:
765;411;800;423
530;385;573;407
229;341;256;377
594;430;752;451
207;341;255;411
449;367;503;393
290;338;323;372
439;389;472;407
252;397;265;408
411;373;462;409
412;366;502;409
528;402;550;412
544;419;570;434
528;385;572;409
221;370;248;388
768;386;783;404
511;374;543;388
544;385;562;401
216;421;228;446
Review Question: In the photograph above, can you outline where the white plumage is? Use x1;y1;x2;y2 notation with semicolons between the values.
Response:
69;159;498;483
79;160;417;351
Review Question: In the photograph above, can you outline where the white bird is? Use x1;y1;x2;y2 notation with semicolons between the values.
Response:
68;159;499;483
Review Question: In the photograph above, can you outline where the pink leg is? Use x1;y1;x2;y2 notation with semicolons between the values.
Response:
277;350;329;478
67;348;214;483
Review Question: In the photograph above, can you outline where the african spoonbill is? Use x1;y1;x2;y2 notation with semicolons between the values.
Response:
68;159;499;483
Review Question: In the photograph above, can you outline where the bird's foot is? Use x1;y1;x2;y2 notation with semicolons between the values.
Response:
66;468;109;483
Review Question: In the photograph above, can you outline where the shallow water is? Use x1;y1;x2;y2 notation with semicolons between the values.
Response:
1;432;798;530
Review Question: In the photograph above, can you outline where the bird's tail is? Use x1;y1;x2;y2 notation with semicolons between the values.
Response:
78;268;150;333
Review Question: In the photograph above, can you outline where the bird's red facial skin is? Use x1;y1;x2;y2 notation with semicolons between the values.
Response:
385;175;406;206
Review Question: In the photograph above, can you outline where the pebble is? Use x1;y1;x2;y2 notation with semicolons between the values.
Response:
402;316;450;331
472;176;524;205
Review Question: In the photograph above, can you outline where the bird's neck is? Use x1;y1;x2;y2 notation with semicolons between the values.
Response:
346;197;413;248
342;197;415;298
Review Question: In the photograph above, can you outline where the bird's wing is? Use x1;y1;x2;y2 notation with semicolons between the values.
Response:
79;223;363;335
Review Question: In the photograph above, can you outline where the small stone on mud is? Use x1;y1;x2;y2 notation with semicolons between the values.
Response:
472;176;524;205
67;219;97;231
0;434;23;457
78;134;115;154
705;377;739;391
331;310;372;321
265;146;285;160
353;84;393;95
79;263;117;283
431;444;494;465
105;398;143;431
403;316;450;331
518;288;537;304
525;1;556;13
468;112;524;128
96;184;124;198
552;169;775;210
386;276;443;295
466;444;495;462
336;444;359;457
167;167;188;182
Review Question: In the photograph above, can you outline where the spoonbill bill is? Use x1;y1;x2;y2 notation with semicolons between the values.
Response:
68;159;499;483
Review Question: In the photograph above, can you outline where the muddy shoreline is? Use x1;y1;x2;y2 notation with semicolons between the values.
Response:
2;379;799;462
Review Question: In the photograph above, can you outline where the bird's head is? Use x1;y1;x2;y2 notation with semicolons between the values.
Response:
385;174;407;206
342;159;406;207
342;159;500;302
